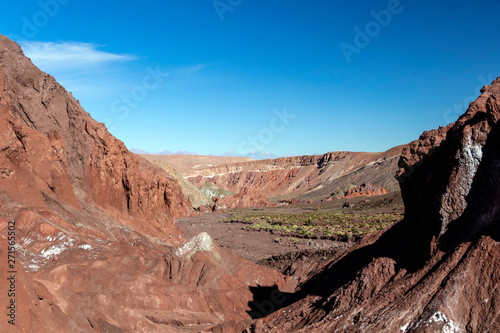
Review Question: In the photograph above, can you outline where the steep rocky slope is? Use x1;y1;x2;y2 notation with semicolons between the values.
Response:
213;187;271;211
248;78;500;332
0;35;291;332
0;35;195;235
185;146;403;202
3;30;498;332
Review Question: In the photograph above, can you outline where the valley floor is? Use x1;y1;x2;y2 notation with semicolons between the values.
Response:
176;192;404;264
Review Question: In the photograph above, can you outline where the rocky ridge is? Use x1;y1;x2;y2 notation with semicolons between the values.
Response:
140;154;253;175
185;146;403;203
2;31;499;332
0;35;291;332
247;77;500;332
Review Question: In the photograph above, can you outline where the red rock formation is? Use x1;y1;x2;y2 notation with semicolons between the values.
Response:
0;229;80;332
185;147;404;203
0;35;195;237
0;35;291;332
248;78;500;332
276;198;298;206
342;182;387;199
214;187;271;211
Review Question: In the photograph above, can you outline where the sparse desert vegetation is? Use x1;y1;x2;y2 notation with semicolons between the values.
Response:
2;0;499;328
224;208;402;241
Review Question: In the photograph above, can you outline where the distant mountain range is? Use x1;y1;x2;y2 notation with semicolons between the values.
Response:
131;148;278;160
220;150;278;160
130;148;199;156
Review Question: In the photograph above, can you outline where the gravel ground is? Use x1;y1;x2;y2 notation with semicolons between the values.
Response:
176;212;347;262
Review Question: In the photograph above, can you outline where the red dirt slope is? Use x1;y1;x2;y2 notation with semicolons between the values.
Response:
0;34;290;332
343;183;387;199
248;77;500;332
214;187;271;211
185;146;403;203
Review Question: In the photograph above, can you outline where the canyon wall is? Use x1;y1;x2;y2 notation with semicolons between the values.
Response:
251;77;500;332
185;146;403;201
0;34;289;332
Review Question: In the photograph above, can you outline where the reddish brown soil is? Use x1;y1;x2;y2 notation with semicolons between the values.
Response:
342;182;387;198
2;32;500;333
213;187;271;211
177;213;350;263
177;193;403;263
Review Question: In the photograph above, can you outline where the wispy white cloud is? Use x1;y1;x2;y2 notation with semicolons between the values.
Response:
19;41;135;71
17;41;209;109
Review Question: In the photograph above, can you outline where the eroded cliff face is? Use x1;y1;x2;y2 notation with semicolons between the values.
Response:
250;78;500;332
186;147;403;202
0;35;289;332
397;79;500;243
213;187;271;211
0;35;196;238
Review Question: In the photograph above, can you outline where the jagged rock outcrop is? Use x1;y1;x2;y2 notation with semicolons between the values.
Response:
396;80;500;244
0;35;290;332
4;29;500;332
249;78;500;332
0;35;195;238
342;182;387;199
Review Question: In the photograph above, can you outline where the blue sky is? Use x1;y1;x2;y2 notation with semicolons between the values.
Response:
1;1;499;156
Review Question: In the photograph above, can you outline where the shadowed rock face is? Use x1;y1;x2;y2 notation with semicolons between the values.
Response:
0;35;289;332
397;79;500;247
250;78;500;332
3;30;500;332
